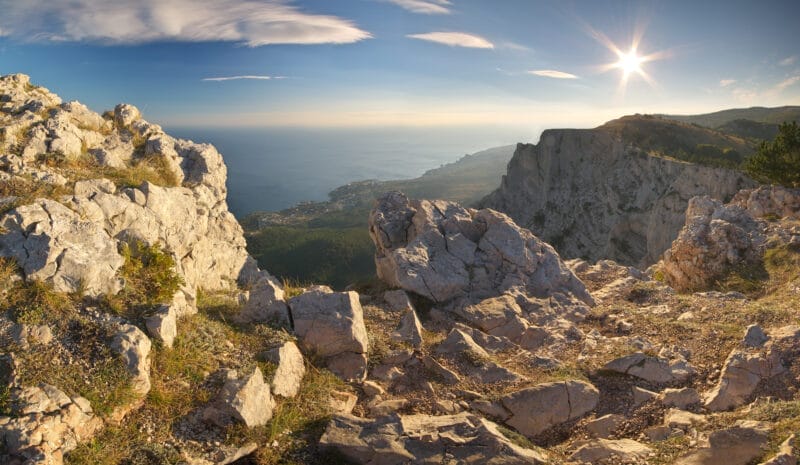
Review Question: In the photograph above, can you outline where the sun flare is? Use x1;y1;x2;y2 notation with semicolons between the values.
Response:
615;49;644;76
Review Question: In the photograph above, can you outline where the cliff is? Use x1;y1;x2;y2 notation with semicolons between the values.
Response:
480;125;755;266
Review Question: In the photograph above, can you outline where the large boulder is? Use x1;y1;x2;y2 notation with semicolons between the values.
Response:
289;286;369;381
369;192;593;305
319;412;549;464
500;380;599;437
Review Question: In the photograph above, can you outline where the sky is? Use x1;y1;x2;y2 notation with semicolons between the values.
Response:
1;0;799;129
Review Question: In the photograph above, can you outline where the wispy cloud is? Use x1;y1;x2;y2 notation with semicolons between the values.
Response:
383;0;451;14
773;75;800;93
528;70;578;79
719;79;736;87
0;0;371;46
500;41;531;52
202;75;287;82
407;32;493;49
779;55;797;67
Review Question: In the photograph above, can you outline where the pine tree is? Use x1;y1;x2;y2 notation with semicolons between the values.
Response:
744;121;800;186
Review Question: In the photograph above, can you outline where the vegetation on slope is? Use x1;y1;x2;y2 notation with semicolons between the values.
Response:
744;121;800;187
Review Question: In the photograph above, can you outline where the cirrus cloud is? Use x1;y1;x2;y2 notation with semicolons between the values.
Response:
528;69;578;79
383;0;452;14
407;32;493;49
0;0;371;46
719;79;736;87
202;75;287;82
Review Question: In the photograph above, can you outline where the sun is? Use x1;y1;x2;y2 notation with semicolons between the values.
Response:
615;49;644;76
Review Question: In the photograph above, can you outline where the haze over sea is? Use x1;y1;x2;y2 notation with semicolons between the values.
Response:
168;126;535;216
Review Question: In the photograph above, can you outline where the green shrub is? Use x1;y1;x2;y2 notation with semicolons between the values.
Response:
744;121;800;186
104;241;183;319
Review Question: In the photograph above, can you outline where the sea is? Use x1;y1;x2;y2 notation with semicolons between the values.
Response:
166;126;535;217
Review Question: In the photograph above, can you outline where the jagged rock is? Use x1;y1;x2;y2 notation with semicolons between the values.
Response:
732;185;800;219
501;380;599;437
328;390;358;414
603;352;694;383
361;380;385;397
391;308;424;348
662;195;766;291
675;421;770;465
383;289;414;311
114;103;141;127
421;355;461;385
203;368;275;428
744;324;769;348
319;412;549;464
480;129;753;267
0;384;103;465
631;386;658;406
0;198;126;296
568;438;652;464
471;400;511;421
586;414;625;439
289;286;369;381
10;324;53;348
759;434;797;465
110;323;152;396
264;341;305;398
368;398;408;416
435;329;521;383
659;387;701;409
145;304;177;348
664;409;707;430
369;192;594;305
237;273;289;326
704;325;798;411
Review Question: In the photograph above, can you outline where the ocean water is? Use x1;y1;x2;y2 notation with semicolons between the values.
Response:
167;126;534;216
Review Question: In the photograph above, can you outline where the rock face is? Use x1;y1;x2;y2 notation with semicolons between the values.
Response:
500;380;599;437
369;192;593;305
319;412;549;464
662;186;800;291
480;130;753;267
289;286;369;381
0;384;103;465
0;74;255;299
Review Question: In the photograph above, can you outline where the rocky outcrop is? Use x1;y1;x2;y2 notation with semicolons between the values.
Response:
289;286;369;381
663;186;800;291
0;73;255;299
319;412;549;464
0;384;103;465
480;129;753;267
369;192;593;306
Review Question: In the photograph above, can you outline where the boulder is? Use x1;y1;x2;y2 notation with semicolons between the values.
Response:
676;422;770;465
501;380;599;437
603;352;694;383
237;273;289;326
435;329;521;383
145;305;178;348
369;192;593;305
289;286;369;381
110;323;152;396
203;368;275;428
586;414;625;439
264;341;305;398
319;412;549;464
568;438;652;464
659;387;701;409
383;289;414;311
704;326;798;411
391;308;424;348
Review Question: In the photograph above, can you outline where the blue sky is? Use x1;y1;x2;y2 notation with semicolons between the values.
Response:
1;0;798;128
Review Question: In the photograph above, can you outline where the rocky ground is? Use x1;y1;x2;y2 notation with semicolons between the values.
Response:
0;74;798;465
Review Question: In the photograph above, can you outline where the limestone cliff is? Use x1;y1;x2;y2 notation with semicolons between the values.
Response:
480;127;755;266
